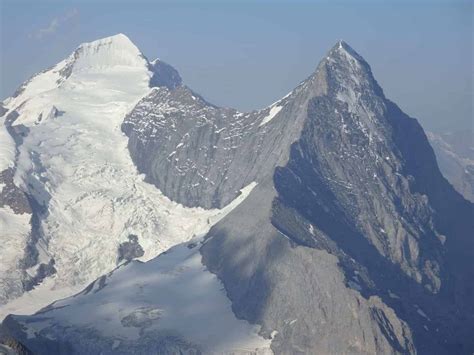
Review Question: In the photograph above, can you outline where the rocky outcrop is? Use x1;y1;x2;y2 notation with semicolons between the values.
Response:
117;234;144;262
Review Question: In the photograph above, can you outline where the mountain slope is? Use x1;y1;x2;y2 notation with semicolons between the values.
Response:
123;40;474;353
1;40;473;354
200;42;474;354
2;183;273;355
0;34;239;318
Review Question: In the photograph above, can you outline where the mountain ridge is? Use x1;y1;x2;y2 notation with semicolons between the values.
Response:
1;35;473;354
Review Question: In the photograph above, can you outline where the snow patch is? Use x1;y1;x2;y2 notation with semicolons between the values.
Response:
259;105;283;127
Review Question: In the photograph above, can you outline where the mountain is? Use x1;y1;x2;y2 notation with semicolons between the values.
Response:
0;34;240;318
1;37;473;354
427;130;474;202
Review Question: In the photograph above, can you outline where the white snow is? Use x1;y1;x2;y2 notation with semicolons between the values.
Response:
347;280;362;292
0;119;15;171
0;207;31;273
2;59;67;112
0;206;32;305
415;307;430;320
0;34;258;321
70;34;147;73
259;105;283;127
12;183;273;354
388;290;400;299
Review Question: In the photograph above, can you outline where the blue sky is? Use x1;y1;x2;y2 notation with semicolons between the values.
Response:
0;0;472;132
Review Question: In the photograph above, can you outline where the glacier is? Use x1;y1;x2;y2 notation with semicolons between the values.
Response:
0;34;254;320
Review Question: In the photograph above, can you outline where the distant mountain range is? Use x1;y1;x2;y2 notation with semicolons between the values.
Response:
427;130;474;202
0;34;472;354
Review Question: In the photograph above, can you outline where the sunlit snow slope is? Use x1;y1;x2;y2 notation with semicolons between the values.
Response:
3;183;273;354
0;34;230;319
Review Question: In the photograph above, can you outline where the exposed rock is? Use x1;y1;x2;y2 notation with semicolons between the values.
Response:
149;59;183;90
201;41;473;354
122;63;321;208
118;234;144;262
0;168;31;215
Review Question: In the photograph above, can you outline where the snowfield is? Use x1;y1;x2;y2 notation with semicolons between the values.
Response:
0;34;252;320
9;183;273;354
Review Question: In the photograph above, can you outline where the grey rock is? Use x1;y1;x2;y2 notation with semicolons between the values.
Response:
120;306;163;328
123;42;474;353
22;259;56;292
0;322;33;355
149;59;183;90
122;62;321;208
118;234;144;262
0;168;32;215
200;41;474;354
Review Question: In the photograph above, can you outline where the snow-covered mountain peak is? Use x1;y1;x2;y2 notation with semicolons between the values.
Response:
0;34;206;319
2;34;151;113
67;33;148;73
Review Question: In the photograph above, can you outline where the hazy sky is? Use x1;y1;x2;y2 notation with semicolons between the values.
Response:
0;0;472;132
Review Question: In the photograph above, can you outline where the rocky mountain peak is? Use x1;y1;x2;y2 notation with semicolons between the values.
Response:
331;40;364;60
312;40;386;121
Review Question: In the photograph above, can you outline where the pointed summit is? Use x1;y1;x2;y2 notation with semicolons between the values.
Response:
314;39;384;103
326;39;366;64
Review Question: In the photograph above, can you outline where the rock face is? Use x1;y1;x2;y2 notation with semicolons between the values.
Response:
149;59;183;90
124;40;474;353
427;130;474;202
2;39;473;354
122;53;329;209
